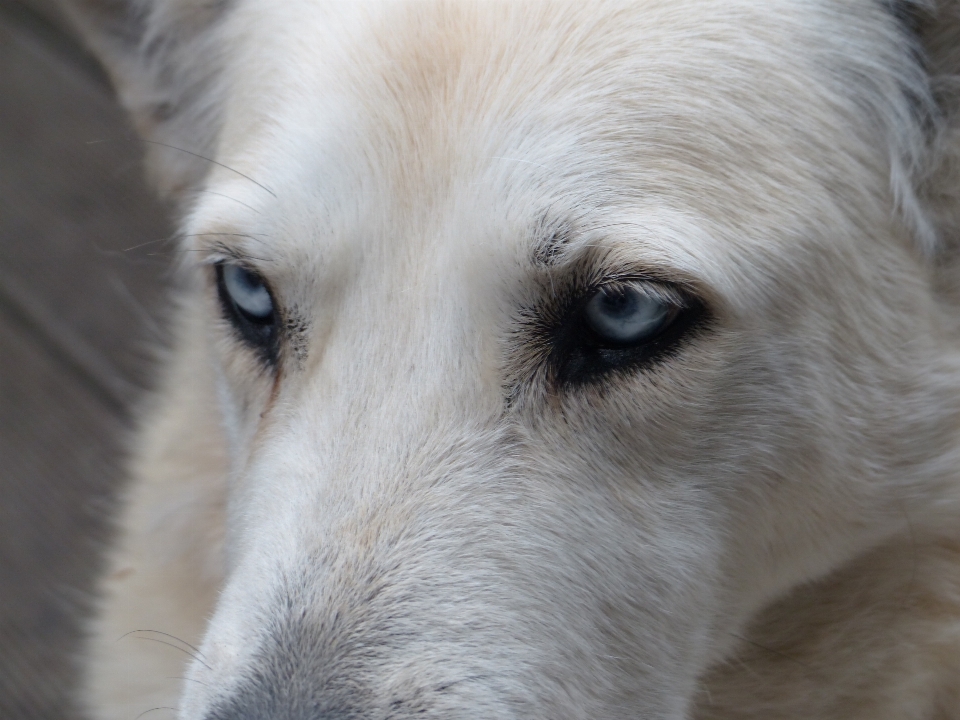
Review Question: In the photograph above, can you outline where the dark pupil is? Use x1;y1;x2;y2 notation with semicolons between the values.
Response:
238;268;262;292
599;288;637;318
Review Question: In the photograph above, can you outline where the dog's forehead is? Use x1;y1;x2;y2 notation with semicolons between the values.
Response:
191;0;903;308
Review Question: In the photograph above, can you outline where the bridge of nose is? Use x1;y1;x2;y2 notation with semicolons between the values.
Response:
229;219;519;575
193;132;537;718
290;205;515;429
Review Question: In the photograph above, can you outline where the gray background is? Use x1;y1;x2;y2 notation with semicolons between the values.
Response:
0;1;173;716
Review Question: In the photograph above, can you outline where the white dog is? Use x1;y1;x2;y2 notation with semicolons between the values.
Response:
61;1;960;718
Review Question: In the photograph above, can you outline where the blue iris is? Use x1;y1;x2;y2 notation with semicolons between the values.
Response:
584;284;669;345
223;264;273;319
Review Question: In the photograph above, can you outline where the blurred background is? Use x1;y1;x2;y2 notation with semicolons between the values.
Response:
0;1;174;716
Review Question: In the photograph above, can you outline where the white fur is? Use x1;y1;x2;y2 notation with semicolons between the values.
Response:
61;1;960;718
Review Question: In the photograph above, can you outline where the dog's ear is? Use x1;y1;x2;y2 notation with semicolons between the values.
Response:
59;0;228;198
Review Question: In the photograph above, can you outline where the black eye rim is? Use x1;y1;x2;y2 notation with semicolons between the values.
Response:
546;279;708;387
214;261;280;364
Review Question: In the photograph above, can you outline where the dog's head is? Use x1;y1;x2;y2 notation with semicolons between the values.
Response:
67;1;960;717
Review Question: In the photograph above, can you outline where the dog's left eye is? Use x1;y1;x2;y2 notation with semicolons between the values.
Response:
583;284;673;345
549;280;703;386
216;262;279;360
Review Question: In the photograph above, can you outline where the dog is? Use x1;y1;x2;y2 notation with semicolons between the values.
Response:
60;1;960;718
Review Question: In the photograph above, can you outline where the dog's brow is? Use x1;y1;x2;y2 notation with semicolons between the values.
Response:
530;216;653;281
530;213;576;267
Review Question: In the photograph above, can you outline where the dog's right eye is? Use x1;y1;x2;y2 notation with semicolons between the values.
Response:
216;262;279;361
222;264;273;319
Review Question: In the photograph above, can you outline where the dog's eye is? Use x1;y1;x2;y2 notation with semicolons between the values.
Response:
549;280;704;386
216;262;279;361
222;264;273;320
584;284;672;345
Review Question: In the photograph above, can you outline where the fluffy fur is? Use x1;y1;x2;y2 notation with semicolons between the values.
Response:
60;1;960;718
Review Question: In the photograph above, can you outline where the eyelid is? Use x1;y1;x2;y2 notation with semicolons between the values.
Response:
195;236;271;267
595;278;688;308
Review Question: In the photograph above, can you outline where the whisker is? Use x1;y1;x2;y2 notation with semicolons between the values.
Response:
129;638;212;670
120;629;206;658
181;232;270;240
134;707;177;720
118;632;212;670
142;139;277;198
91;242;171;263
193;189;263;215
121;237;178;253
167;676;211;688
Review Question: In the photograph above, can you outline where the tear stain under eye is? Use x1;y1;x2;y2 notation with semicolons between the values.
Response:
249;351;286;456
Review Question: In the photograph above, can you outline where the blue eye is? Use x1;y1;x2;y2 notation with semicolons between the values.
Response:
541;278;703;387
584;284;672;345
222;263;273;321
215;262;279;363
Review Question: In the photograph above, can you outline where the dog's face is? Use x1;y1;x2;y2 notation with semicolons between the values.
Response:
66;0;960;717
